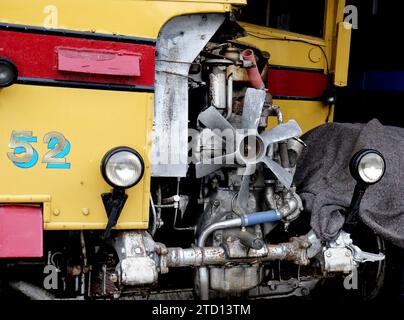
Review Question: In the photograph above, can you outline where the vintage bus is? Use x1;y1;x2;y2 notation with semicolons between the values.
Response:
0;0;386;300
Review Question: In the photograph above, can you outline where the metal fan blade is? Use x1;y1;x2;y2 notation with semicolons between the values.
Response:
236;165;256;209
261;156;293;188
241;88;267;130
261;120;302;146
195;153;237;178
198;106;236;133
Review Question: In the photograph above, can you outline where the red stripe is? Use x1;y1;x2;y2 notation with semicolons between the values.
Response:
268;67;329;98
0;30;155;87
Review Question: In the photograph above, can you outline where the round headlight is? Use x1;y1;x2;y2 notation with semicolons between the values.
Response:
101;147;144;189
0;57;18;88
350;149;386;185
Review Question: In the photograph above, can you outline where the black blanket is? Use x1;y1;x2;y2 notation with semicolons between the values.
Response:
294;119;404;248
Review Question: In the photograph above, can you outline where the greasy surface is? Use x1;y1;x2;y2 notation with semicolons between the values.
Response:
295;120;404;248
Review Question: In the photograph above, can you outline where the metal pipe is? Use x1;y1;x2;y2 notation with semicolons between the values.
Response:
197;210;282;300
150;194;158;236
226;72;233;119
197;218;242;300
241;49;265;90
234;229;265;250
166;247;226;267
197;219;242;247
277;109;283;124
171;178;195;231
156;184;162;228
269;105;283;124
166;242;306;268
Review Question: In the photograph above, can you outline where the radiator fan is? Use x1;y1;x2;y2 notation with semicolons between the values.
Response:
196;88;302;209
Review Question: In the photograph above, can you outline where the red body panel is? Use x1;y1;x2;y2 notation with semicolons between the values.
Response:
0;205;43;258
0;30;155;86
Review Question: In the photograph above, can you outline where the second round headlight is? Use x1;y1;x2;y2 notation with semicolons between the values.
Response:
350;149;386;185
102;147;144;189
358;152;385;184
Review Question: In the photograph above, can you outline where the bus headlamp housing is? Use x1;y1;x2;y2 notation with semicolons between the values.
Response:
350;149;386;185
101;147;144;189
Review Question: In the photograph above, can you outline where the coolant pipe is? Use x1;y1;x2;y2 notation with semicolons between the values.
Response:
197;210;282;300
242;49;265;90
241;210;282;227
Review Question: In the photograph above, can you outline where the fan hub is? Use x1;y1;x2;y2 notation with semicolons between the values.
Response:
239;134;265;164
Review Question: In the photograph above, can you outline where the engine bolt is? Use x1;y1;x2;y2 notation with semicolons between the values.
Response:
301;288;310;296
326;251;332;258
213;200;220;207
345;251;351;257
110;273;118;283
53;209;60;216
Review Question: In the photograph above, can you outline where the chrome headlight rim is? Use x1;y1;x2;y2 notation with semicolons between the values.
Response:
0;57;18;88
350;149;386;185
101;146;145;189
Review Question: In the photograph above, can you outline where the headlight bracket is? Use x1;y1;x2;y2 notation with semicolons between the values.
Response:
343;149;386;234
102;188;128;239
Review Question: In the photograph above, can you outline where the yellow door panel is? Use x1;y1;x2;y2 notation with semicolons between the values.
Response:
0;0;235;39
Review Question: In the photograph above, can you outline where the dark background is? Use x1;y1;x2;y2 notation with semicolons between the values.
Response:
335;0;404;300
334;0;404;128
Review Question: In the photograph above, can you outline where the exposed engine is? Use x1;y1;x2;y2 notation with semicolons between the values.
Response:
112;15;384;300
0;14;385;301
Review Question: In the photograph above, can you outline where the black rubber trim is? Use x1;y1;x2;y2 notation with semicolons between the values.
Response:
0;22;156;46
0;57;18;87
269;64;325;73
272;95;323;101
16;77;154;92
